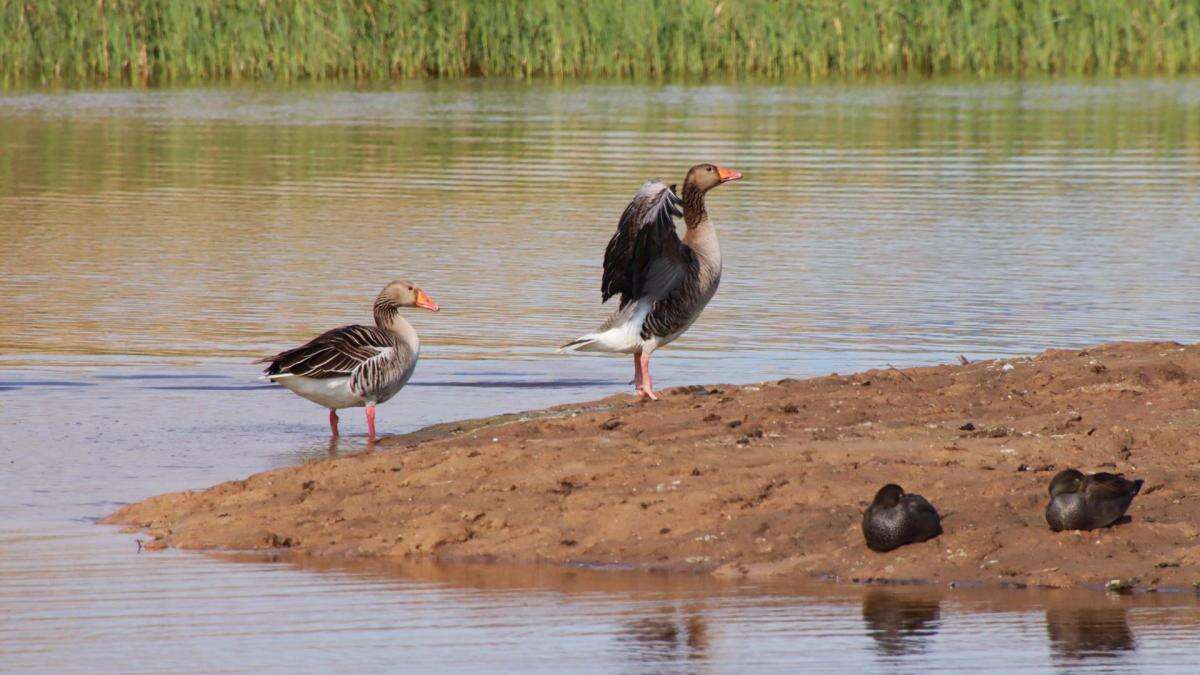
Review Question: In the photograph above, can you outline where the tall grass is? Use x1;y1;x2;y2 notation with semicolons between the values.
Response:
2;0;1199;85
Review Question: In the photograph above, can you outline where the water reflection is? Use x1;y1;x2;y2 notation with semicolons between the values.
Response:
281;434;376;463
618;608;710;663
1046;604;1136;660
861;589;942;657
5;530;1199;672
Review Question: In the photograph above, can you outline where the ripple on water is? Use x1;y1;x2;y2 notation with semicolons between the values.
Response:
1;79;1199;363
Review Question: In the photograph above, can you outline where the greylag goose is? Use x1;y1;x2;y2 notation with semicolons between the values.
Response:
1045;469;1143;531
260;280;439;440
862;484;943;552
559;163;741;399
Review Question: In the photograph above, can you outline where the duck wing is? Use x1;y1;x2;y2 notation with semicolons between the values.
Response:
260;325;396;380
601;180;688;308
1088;472;1144;498
903;493;941;519
903;494;944;537
1083;472;1143;527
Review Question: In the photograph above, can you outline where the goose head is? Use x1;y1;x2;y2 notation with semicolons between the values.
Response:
376;280;440;313
684;163;742;193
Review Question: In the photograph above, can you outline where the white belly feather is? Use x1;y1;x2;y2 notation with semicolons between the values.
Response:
270;374;365;409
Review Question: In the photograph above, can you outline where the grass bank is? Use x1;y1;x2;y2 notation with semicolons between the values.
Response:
3;0;1199;85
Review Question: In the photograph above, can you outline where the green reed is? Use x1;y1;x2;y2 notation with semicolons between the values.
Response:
2;0;1199;85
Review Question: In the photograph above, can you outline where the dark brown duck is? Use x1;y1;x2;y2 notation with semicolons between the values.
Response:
1045;469;1144;532
862;484;943;553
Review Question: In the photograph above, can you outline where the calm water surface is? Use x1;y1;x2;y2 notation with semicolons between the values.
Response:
2;78;1200;671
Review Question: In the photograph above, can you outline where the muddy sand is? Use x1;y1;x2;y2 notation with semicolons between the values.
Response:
107;342;1200;590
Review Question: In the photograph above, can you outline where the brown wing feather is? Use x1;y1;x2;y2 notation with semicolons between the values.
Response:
1088;473;1143;498
260;325;396;380
601;181;684;307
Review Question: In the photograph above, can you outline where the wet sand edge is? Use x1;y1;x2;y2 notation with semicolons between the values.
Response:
106;341;1200;591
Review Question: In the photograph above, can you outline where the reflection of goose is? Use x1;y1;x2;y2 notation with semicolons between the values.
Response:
861;590;942;657
618;608;709;663
1046;469;1144;531
260;280;439;440
560;164;741;399
1046;606;1135;659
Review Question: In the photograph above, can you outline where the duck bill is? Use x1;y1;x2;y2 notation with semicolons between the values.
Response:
415;290;440;312
716;166;742;183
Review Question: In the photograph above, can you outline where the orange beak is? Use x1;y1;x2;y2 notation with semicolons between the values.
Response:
716;166;742;183
415;289;440;312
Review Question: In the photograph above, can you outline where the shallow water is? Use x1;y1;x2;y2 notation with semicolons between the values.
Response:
5;541;1200;673
2;78;1200;671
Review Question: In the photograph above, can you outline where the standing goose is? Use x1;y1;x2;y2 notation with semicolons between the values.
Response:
560;163;741;399
260;280;439;440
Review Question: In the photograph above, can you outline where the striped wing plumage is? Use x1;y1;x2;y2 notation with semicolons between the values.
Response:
261;324;410;399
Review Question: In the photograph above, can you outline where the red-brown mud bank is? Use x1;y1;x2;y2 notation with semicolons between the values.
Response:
108;342;1200;590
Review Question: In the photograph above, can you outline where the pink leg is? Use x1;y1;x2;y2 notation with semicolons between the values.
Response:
633;351;644;392
638;352;659;400
365;405;377;440
329;409;339;437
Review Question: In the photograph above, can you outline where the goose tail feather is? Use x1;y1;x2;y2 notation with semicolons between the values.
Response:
558;335;603;353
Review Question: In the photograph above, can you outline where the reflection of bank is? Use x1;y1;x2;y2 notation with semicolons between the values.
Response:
861;590;942;657
1046;606;1135;659
618;607;709;663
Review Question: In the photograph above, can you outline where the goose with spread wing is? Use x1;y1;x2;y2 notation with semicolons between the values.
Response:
560;163;741;399
260;280;439;440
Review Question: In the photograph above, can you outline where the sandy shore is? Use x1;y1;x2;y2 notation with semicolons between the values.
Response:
107;342;1200;590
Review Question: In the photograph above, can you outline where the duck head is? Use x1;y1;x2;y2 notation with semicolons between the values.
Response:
1048;469;1085;497
871;484;906;509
